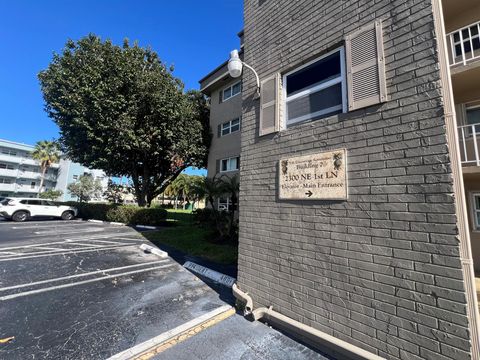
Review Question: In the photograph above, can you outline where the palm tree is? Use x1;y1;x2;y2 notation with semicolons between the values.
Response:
32;140;60;195
218;174;240;239
174;174;192;210
164;181;180;209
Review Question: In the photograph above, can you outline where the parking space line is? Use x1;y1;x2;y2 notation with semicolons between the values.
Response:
33;228;105;235
0;259;170;292
0;244;142;262
10;222;100;230
0;263;176;301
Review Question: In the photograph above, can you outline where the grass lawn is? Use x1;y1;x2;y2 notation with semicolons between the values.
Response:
143;209;238;265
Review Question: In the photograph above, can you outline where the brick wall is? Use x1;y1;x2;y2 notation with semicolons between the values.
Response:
237;0;473;359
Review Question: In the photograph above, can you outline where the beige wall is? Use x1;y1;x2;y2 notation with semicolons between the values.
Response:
206;79;242;179
463;173;480;274
443;1;480;33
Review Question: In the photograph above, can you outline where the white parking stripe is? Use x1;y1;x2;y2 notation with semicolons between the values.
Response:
0;244;140;262
10;222;99;229
0;264;175;300
33;228;104;235
0;259;170;292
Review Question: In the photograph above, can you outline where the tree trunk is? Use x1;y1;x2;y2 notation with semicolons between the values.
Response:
38;165;47;196
175;195;178;210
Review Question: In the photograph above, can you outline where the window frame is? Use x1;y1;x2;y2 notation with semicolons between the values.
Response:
220;156;239;173
471;192;480;232
282;47;347;127
222;81;242;102
221;118;241;137
217;197;231;211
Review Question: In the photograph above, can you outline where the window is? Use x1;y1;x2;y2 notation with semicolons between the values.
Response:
451;22;480;64
222;81;242;102
26;200;42;205
221;118;241;136
218;198;231;211
0;163;14;170
72;175;78;180
1;149;17;156
30;181;36;189
0;178;12;184
472;193;480;231
283;48;346;126
220;157;239;172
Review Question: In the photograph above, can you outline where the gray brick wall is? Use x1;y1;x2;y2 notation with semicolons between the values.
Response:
237;0;473;359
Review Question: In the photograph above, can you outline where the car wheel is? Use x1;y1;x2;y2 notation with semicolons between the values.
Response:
61;211;75;220
12;211;29;222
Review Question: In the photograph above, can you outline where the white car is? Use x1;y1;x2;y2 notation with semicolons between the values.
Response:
0;198;78;222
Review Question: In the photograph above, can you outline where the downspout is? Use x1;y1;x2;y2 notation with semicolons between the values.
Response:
433;1;480;358
233;284;384;360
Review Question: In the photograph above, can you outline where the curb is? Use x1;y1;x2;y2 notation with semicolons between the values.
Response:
86;219;159;229
106;305;234;360
183;261;236;288
140;244;168;258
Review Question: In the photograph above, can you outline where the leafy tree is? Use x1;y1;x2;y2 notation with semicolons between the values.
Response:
67;174;103;202
39;34;210;207
39;189;63;201
32;140;60;195
103;179;132;204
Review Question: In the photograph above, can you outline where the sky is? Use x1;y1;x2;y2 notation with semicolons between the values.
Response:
0;0;243;176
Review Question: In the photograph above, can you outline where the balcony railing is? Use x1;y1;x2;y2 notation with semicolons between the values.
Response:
447;20;480;66
458;124;480;166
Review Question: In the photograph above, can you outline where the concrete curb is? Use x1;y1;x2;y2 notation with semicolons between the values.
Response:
183;261;236;288
106;305;234;360
140;244;168;258
86;219;160;229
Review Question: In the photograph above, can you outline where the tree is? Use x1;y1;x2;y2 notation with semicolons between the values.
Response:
32;140;60;195
67;174;103;202
39;34;210;207
39;189;63;201
103;179;131;204
218;174;240;240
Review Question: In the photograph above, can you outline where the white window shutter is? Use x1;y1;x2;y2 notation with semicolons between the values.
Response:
345;20;387;111
259;73;281;136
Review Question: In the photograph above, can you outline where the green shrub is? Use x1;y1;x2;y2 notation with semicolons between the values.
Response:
65;202;167;225
193;208;215;224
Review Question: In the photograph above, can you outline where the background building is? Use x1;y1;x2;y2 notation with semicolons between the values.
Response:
235;0;479;359
0;138;108;201
199;31;243;211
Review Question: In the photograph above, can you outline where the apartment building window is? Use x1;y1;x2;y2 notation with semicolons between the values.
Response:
0;178;12;184
218;198;231;211
450;23;480;64
72;175;78;180
221;118;240;137
222;81;241;102
31;181;36;189
220;156;239;172
0;163;14;170
1;149;17;156
471;193;480;231
284;48;346;126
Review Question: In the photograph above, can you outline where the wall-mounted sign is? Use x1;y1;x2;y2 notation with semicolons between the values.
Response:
279;149;348;200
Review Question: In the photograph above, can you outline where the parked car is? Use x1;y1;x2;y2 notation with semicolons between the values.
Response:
0;198;78;222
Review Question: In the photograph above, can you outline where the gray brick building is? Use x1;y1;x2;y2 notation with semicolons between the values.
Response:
232;0;480;359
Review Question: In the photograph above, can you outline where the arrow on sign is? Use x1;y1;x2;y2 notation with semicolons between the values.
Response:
305;190;313;197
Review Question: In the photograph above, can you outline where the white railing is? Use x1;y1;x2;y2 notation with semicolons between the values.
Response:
0;183;15;192
447;20;480;66
458;124;480;166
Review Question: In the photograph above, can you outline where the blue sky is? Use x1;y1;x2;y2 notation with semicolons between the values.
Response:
0;0;243;175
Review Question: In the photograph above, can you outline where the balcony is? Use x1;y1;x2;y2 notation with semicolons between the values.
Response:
0;183;15;192
0;168;18;178
15;184;41;193
458;124;480;167
447;20;480;69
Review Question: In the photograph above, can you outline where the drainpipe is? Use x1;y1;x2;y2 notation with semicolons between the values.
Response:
232;283;253;315
232;284;384;360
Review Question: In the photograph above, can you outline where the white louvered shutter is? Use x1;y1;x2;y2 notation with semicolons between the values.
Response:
345;20;387;111
259;73;281;136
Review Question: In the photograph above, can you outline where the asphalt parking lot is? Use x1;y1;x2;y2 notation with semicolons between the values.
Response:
0;219;333;360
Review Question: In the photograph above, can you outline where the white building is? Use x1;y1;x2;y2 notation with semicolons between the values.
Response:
0;139;108;201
